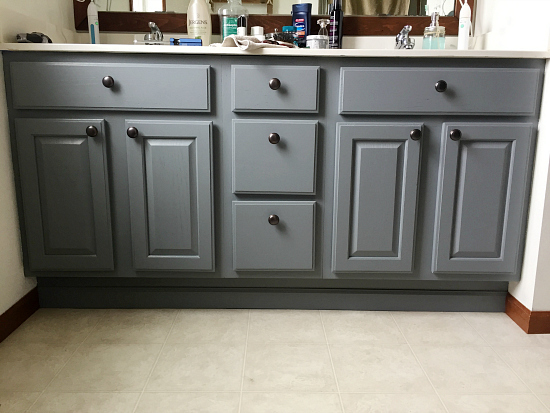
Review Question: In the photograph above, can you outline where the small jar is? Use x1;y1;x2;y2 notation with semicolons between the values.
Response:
306;35;329;49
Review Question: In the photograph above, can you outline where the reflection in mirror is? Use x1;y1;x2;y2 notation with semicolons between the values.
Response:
95;0;456;16
131;0;166;11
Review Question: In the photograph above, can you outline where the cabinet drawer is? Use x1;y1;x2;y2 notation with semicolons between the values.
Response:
233;201;315;271
232;65;319;113
9;62;210;111
233;120;317;194
339;67;541;115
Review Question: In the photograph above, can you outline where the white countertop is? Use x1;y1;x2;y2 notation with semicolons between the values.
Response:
1;42;549;58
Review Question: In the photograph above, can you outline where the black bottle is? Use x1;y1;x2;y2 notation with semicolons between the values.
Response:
329;0;343;49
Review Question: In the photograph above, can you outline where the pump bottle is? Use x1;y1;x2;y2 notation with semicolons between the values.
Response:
187;0;212;45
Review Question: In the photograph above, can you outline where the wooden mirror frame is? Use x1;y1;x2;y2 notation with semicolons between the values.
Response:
74;0;466;36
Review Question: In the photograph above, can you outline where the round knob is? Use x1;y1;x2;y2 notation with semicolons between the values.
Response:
269;78;281;90
268;133;280;144
450;129;462;141
102;76;115;88
86;126;98;137
268;214;280;225
410;129;422;141
435;80;448;93
127;127;139;139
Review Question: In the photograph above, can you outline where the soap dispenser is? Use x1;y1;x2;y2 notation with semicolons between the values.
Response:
422;12;445;49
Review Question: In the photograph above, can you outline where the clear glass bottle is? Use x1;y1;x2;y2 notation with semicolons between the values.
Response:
218;0;248;40
318;19;329;36
317;19;330;49
422;12;445;50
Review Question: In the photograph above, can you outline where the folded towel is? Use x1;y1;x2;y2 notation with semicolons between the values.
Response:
210;35;290;50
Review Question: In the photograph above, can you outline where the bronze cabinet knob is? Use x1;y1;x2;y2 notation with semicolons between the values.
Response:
410;129;422;141
86;126;98;137
269;133;280;144
268;214;280;225
450;129;462;141
127;127;139;138
269;78;281;90
102;76;115;88
435;80;448;92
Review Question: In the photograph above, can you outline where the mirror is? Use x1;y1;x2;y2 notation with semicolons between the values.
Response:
73;0;465;36
96;0;458;16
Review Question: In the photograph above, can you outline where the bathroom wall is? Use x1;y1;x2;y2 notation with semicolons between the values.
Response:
474;0;550;51
0;0;77;315
509;59;550;311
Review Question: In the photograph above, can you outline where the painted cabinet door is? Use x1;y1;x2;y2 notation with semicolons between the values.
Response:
15;119;113;271
126;120;214;271
433;123;535;274
332;123;422;273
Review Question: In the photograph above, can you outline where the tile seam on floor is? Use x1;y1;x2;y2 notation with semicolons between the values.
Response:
130;309;179;413
237;310;251;413
460;313;550;412
23;310;107;413
319;310;346;413
389;312;450;413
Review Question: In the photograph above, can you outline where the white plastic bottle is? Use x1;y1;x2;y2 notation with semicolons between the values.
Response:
87;0;100;44
457;0;471;50
187;0;212;46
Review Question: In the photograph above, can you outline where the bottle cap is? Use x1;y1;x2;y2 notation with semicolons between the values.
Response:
251;26;264;35
292;3;312;13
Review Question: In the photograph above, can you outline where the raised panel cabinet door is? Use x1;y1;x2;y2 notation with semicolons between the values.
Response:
15;119;113;271
126;120;214;271
332;123;422;273
433;123;535;275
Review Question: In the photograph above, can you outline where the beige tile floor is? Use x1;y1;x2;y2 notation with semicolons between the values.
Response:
1;309;550;413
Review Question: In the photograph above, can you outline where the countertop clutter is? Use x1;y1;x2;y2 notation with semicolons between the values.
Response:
1;42;549;58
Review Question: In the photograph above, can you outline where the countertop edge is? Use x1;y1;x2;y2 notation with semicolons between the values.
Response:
1;43;549;59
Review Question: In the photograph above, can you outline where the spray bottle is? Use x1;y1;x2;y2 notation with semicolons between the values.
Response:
457;0;471;50
87;0;100;44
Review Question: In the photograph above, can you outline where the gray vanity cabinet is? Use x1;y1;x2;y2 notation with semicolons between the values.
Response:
432;123;535;275
14;118;113;271
332;123;423;273
125;120;214;271
3;52;544;310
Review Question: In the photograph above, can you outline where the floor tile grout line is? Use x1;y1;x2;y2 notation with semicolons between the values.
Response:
130;309;180;413
23;309;107;413
319;310;346;413
460;314;550;412
237;309;251;413
389;312;450;413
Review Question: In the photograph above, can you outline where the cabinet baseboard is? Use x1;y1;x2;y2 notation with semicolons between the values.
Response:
37;286;507;312
0;287;39;343
506;293;550;334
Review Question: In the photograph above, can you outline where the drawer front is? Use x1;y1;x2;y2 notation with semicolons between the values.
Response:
232;65;319;113
233;201;315;271
339;67;541;115
233;120;317;194
10;62;210;111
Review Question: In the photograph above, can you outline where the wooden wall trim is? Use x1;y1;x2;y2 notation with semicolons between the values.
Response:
506;293;550;334
0;288;39;343
73;0;460;36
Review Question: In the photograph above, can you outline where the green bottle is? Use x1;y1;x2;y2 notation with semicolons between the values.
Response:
218;0;248;40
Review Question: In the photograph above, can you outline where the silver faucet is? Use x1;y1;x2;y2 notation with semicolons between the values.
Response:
144;21;163;43
395;25;415;49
